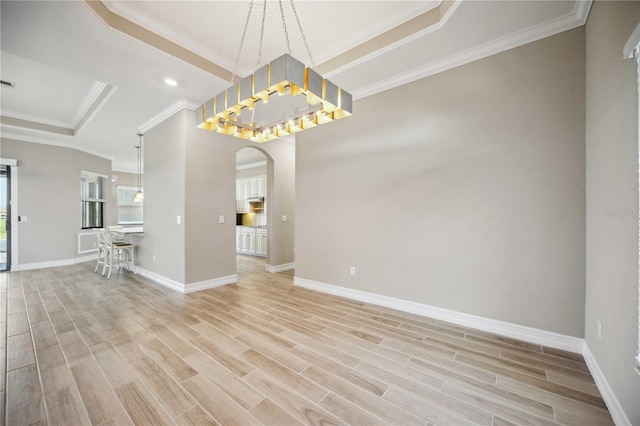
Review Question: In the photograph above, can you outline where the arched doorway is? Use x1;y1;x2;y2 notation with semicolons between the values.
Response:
235;147;272;273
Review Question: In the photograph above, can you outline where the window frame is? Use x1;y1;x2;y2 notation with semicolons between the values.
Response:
116;185;144;225
80;170;107;229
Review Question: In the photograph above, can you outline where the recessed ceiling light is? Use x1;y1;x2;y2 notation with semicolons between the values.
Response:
164;78;178;86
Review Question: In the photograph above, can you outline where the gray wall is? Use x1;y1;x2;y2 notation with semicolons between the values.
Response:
0;139;111;265
138;110;187;283
296;27;586;337
184;112;237;284
585;2;640;424
141;109;295;285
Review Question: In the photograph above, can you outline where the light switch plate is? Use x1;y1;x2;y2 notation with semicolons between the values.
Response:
219;215;225;224
177;215;182;225
281;215;287;222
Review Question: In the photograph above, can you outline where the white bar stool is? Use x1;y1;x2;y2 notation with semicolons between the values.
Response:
103;230;134;279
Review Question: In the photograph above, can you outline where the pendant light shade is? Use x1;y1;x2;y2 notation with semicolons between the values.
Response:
134;133;143;203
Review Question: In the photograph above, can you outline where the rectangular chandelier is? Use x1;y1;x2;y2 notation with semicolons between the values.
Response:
196;54;352;143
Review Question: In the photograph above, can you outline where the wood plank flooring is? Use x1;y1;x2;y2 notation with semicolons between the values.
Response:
1;256;613;425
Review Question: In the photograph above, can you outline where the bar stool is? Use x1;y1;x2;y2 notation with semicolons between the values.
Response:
103;230;134;279
94;228;108;274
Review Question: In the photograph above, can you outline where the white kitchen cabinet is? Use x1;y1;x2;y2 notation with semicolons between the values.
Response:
255;228;267;256
236;227;242;252
236;181;246;212
236;226;267;257
255;176;266;197
244;179;255;199
241;227;255;253
236;175;266;212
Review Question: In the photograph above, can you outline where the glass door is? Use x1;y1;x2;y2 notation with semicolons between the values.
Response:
0;166;10;271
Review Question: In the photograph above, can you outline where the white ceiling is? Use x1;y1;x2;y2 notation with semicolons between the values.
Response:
0;1;590;172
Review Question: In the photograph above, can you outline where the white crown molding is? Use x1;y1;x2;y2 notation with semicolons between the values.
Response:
582;344;632;426
1;110;73;130
2;83;115;137
2;81;115;132
352;6;589;101
138;99;200;134
105;1;237;74
266;262;295;273
324;1;460;80
73;84;117;135
293;276;584;353
0;127;116;162
236;160;267;171
106;0;439;77
313;1;442;67
71;82;108;128
574;0;593;25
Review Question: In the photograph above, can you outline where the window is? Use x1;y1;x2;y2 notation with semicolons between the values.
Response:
117;185;143;225
80;171;106;229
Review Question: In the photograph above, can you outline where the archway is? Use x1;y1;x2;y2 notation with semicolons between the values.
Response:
235;147;274;273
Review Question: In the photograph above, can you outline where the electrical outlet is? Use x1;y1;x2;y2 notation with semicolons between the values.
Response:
350;266;356;276
597;320;602;339
219;215;225;224
281;215;287;222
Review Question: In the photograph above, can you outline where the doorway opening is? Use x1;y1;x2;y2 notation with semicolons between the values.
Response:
0;165;11;271
235;148;271;274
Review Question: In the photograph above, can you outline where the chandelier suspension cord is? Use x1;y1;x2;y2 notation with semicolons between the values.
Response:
289;0;314;68
231;0;255;84
256;0;268;68
251;1;268;126
278;0;293;55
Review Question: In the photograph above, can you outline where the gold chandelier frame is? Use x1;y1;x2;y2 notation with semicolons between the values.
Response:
195;0;352;143
196;54;352;143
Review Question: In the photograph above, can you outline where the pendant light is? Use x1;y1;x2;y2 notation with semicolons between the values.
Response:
195;0;352;142
133;133;144;203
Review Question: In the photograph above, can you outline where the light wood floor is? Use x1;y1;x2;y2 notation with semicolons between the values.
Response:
1;255;613;425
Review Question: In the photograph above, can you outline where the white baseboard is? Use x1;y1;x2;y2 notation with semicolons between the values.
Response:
13;254;96;271
183;275;237;294
266;262;295;273
293;276;633;423
293;276;584;353
138;267;236;294
582;344;632;426
138;268;185;293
